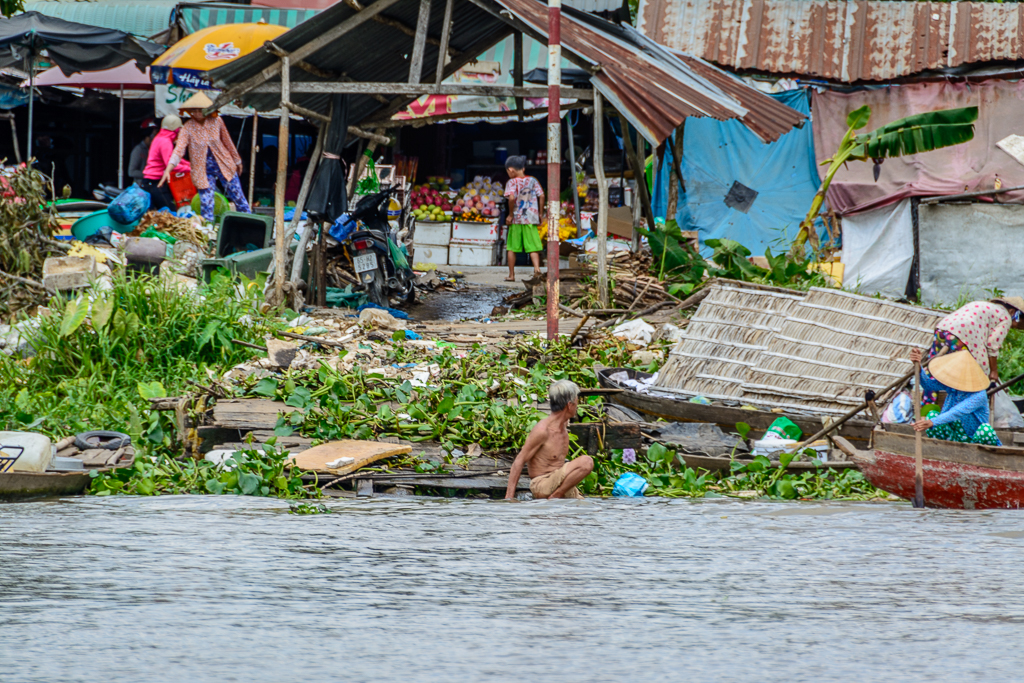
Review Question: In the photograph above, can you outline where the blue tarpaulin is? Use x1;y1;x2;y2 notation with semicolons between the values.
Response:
653;89;825;256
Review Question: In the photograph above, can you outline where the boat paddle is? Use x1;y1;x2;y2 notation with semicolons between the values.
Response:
912;358;924;508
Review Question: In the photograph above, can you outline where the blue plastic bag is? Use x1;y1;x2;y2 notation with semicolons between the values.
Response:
329;214;356;242
612;472;649;497
108;183;150;224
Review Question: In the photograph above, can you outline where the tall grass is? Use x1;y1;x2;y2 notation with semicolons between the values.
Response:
0;272;269;437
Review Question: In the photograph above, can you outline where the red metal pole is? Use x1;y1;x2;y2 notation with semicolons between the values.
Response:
545;0;561;340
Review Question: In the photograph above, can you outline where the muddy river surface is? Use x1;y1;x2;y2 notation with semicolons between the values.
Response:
3;496;1024;682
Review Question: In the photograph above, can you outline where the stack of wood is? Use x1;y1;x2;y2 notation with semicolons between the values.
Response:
53;435;137;468
325;253;359;288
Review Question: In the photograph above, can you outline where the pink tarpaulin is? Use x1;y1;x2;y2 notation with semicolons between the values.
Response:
812;81;1024;216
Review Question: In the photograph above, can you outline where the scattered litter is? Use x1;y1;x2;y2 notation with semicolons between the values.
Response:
688;395;712;405
612;472;648;497
612;319;656;346
359;307;406;330
357;302;410;320
265;339;299;368
326;456;355;468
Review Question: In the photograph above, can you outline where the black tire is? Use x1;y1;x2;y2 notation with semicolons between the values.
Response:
367;268;388;308
75;431;131;451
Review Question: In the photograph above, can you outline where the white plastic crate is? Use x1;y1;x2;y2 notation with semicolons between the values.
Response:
451;220;498;242
413;220;452;246
449;239;499;266
412;244;448;266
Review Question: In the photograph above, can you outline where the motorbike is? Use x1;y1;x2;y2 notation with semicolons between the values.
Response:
92;183;122;203
346;188;416;307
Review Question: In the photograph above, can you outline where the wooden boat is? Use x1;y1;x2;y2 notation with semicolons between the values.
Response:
598;368;878;444
854;431;1024;509
677;453;860;474
0;470;93;501
0;449;136;502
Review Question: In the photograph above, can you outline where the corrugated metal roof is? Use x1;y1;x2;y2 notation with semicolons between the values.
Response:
637;0;1024;83
562;0;623;12
207;0;804;144
207;0;512;133
22;0;177;37
176;2;320;33
492;0;804;142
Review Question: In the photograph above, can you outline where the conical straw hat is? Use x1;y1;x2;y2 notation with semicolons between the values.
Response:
179;91;214;110
929;350;989;393
992;296;1024;313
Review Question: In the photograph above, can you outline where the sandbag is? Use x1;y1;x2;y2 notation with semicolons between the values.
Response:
107;184;150;225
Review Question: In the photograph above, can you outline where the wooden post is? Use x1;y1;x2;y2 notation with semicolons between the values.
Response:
913;359;924;508
665;124;683;221
566;111;581;233
289;120;328;285
408;0;432;85
8;115;20;164
434;0;453;87
620;115;655;233
594;92;609;308
513;32;524;121
248;112;259;207
273;56;291;305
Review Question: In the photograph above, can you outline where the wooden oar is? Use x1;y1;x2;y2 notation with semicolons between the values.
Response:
913;358;924;508
987;371;1024;396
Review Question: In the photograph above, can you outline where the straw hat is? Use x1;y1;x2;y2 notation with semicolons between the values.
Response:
161;114;182;131
992;296;1024;313
179;91;214;111
929;350;990;392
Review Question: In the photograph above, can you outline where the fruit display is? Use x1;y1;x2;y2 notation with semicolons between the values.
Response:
454;175;503;220
410;184;453;222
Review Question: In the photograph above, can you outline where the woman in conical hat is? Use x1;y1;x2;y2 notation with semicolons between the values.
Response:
920;297;1024;406
910;348;1000;445
157;91;251;222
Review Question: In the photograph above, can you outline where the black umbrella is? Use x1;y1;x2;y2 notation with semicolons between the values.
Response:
305;94;350;224
0;11;162;159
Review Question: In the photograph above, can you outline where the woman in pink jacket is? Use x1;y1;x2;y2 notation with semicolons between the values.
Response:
142;115;190;212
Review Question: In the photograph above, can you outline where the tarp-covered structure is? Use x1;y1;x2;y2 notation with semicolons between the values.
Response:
652;88;822;256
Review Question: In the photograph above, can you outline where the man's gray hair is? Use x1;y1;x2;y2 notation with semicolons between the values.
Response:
549;380;580;414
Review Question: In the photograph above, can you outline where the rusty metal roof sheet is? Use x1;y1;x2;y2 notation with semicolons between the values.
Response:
637;0;1024;83
207;0;804;144
488;0;805;142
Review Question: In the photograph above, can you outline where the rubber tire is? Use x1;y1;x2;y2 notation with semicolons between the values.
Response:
366;268;388;308
74;431;132;451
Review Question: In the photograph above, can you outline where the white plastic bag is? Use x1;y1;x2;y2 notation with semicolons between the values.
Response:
611;319;655;346
992;391;1024;429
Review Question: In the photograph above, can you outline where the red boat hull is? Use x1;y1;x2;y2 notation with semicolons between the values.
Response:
861;449;1024;509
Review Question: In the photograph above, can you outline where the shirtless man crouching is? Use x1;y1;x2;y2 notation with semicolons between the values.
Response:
504;380;594;500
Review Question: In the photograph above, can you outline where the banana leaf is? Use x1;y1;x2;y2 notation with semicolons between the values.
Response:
849;106;978;160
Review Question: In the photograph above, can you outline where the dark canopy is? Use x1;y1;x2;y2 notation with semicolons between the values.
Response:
0;12;162;75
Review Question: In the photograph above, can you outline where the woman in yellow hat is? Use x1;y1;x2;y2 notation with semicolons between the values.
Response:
910;348;1000;445
157;91;250;222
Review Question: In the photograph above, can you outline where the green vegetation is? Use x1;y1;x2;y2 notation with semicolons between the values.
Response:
0;271;271;442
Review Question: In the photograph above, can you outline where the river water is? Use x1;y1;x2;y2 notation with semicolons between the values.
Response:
3;495;1023;682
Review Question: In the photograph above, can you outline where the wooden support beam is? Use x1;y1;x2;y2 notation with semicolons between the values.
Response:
283;100;329;123
620;114;655;232
343;0;458;57
248;112;258;207
513;32;524;121
347;126;391;144
363;102;586;128
211;0;404;109
434;0;454;87
408;0;432;85
252;82;594;98
594;92;609;308
361;25;514;125
272;56;291;305
289;119;327;285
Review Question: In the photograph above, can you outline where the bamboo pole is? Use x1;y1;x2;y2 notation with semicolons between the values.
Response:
273;57;291;304
594;92;609;308
288;120;328;285
248;112;258;207
913;358;924;508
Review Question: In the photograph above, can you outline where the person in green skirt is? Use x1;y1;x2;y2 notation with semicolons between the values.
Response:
502;155;545;281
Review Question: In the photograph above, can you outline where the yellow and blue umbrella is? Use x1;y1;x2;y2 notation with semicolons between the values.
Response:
150;22;287;90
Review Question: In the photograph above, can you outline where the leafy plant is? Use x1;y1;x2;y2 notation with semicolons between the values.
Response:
637;220;707;285
795;105;978;252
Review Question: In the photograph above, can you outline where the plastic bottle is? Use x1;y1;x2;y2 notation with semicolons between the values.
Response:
1;432;54;473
